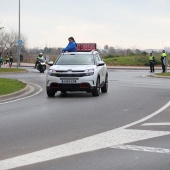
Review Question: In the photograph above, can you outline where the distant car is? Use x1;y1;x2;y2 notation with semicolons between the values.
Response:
46;43;108;97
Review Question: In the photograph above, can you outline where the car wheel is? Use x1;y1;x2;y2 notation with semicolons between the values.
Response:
101;73;108;93
92;77;100;96
46;87;56;97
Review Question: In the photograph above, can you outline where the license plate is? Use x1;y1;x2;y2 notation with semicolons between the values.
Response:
62;80;76;84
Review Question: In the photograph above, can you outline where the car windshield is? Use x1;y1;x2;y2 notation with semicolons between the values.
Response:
55;54;95;65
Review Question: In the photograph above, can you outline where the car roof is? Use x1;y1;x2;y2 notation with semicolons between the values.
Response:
62;51;99;55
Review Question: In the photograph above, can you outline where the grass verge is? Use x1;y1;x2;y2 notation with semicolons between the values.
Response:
155;72;170;76
0;68;27;73
0;78;26;96
103;55;164;66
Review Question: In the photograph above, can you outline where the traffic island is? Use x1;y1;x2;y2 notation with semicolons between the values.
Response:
0;84;29;101
0;68;27;73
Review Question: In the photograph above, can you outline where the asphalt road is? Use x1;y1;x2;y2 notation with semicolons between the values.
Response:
0;68;170;170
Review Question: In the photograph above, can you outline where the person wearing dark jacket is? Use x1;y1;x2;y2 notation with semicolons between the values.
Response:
9;51;13;66
62;37;77;52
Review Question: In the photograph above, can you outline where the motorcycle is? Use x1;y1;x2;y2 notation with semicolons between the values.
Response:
36;58;46;73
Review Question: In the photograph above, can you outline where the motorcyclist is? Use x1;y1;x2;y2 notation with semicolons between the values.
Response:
62;37;77;52
35;52;44;68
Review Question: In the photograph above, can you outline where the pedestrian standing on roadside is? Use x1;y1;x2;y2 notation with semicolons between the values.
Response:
161;50;167;73
149;52;155;73
9;51;13;66
5;52;10;64
0;52;3;67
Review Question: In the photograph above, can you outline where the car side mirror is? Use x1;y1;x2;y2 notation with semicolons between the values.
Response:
48;61;54;66
97;61;105;66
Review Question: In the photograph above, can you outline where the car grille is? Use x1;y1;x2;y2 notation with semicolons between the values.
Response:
56;73;86;77
54;73;87;77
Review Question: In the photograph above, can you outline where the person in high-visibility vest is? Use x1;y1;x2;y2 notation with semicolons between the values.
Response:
149;52;155;73
5;52;10;64
161;50;167;73
34;53;44;68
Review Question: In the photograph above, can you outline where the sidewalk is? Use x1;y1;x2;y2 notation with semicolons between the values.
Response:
1;62;35;68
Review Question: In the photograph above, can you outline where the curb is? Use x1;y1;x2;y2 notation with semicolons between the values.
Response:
148;74;170;79
0;84;29;101
107;66;162;70
0;70;28;74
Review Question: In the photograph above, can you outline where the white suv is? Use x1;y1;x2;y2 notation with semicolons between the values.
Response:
46;49;108;97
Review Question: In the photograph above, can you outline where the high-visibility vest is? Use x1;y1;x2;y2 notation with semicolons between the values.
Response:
149;55;154;61
37;56;43;60
161;53;166;58
5;55;9;60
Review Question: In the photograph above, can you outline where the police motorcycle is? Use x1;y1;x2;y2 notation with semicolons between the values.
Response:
36;58;46;73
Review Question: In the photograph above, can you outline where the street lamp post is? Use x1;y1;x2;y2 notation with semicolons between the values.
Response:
17;0;21;68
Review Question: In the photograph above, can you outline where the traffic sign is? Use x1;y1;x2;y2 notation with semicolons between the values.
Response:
18;39;22;46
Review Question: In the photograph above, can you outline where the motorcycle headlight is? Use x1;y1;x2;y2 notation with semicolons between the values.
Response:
84;69;94;76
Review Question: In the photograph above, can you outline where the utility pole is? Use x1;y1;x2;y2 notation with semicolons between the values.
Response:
17;0;21;68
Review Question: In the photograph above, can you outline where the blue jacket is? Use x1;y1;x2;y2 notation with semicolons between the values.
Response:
62;42;77;52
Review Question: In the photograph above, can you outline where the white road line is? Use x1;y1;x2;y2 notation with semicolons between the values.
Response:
142;123;170;126
0;129;169;170
0;83;43;105
0;101;170;169
111;145;170;154
118;101;170;129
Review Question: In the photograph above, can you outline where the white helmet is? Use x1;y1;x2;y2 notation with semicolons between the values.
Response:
39;53;42;57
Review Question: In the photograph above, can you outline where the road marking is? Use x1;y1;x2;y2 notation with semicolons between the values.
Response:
111;145;170;154
119;101;170;129
0;129;169;170
0;83;43;105
0;101;170;169
142;123;170;126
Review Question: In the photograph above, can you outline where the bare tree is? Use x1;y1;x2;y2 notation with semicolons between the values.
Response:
0;28;27;56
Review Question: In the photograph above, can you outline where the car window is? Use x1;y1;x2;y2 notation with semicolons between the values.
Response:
95;54;101;65
97;54;102;61
55;54;95;65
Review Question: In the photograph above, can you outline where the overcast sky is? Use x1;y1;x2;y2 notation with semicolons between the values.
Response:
0;0;170;50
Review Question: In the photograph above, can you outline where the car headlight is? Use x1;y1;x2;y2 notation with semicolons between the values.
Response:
48;69;56;76
84;69;94;76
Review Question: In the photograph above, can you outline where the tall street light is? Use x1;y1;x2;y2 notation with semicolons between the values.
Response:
17;0;21;68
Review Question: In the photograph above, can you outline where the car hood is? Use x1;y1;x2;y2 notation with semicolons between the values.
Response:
49;65;96;72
